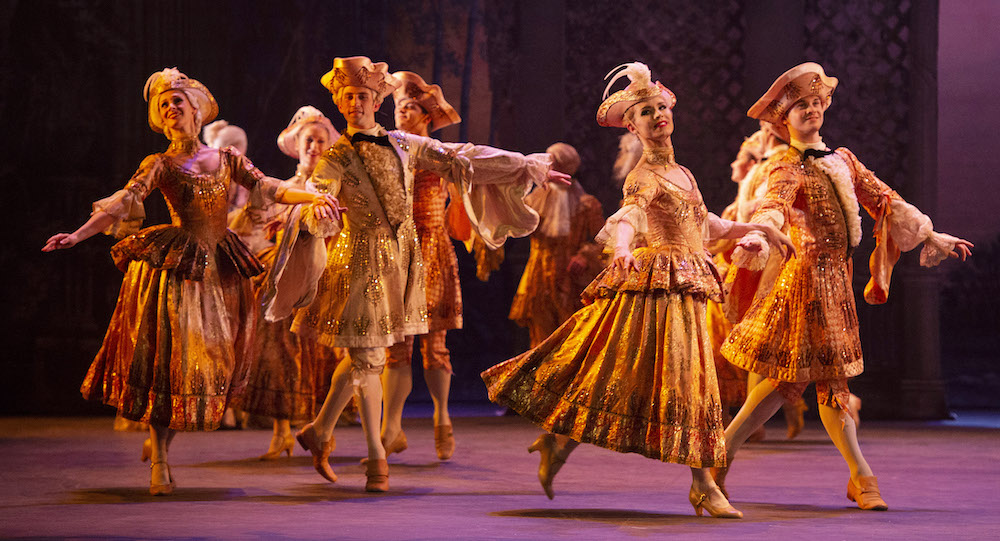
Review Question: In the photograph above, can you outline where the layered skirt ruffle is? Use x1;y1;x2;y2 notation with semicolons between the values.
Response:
582;246;723;303
482;246;726;467
110;225;263;281
81;234;256;431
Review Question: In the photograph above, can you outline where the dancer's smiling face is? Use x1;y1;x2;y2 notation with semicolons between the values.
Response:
335;86;379;129
784;95;825;140
159;90;197;136
297;123;331;172
625;95;673;143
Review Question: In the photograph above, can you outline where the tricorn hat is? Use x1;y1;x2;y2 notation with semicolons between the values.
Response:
391;71;462;131
747;62;837;126
320;56;400;103
597;62;676;128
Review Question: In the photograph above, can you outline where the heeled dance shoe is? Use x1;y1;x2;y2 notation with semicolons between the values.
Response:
688;486;743;518
295;422;337;483
382;430;408;457
528;434;566;500
259;434;295;460
365;458;390;492
434;425;455;460
847;475;888;510
149;461;174;496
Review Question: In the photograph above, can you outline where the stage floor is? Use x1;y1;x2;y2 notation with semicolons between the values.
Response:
1;411;998;539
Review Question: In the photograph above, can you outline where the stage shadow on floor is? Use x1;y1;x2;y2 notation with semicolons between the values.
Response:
492;502;872;524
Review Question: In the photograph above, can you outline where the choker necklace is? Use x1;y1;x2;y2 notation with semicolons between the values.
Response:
643;146;676;166
167;138;201;155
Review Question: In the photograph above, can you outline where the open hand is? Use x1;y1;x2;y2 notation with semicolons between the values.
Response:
612;246;640;272
951;238;974;261
760;224;796;260
42;233;78;252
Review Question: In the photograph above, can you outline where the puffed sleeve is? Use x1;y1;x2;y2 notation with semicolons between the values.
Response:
92;153;162;238
595;169;656;249
403;133;552;249
836;148;954;266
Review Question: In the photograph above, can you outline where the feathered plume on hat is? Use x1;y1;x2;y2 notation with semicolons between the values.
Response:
596;62;676;128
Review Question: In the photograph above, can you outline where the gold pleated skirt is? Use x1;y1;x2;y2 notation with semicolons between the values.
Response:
80;257;255;431
482;288;726;467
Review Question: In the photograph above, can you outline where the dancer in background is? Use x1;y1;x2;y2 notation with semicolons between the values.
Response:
708;124;811;439
230;106;341;460
203;119;251;214
380;71;464;461
718;62;973;511
203;118;254;430
482;62;793;518
290;56;568;492
509;142;605;348
42;68;340;495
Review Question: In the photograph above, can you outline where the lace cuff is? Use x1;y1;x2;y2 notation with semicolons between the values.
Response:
595;204;647;249
93;184;147;238
887;198;934;252
302;203;343;238
919;231;960;267
732;230;770;271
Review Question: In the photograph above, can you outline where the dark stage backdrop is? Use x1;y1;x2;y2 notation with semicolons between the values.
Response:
1;0;990;417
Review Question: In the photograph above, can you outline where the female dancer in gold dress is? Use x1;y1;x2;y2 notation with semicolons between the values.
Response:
230;106;340;459
482;62;793;517
42;69;339;495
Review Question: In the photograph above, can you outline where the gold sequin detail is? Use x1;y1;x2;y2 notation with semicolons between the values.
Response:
363;275;384;302
353;315;371;335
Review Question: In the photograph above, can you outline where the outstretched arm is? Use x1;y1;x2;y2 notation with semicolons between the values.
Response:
42;211;117;252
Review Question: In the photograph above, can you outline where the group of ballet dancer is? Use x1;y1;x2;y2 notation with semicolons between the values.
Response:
44;56;972;519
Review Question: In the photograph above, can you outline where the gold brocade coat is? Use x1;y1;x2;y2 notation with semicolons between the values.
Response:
721;147;897;383
483;166;727;467
292;132;427;348
291;130;552;348
80;148;276;431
